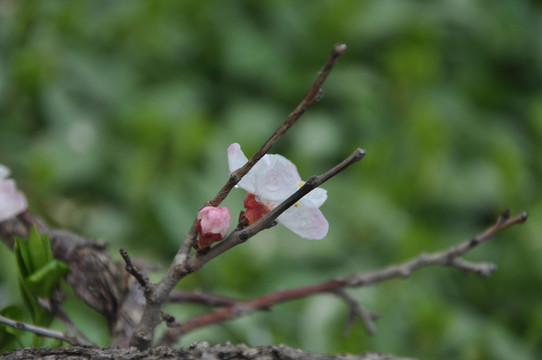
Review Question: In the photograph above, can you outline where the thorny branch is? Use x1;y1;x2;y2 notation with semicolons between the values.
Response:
128;43;350;350
158;210;528;346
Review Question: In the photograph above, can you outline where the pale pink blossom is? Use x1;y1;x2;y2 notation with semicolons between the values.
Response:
0;164;27;222
227;143;328;239
196;206;231;250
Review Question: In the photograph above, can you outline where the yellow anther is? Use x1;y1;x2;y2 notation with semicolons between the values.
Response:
295;202;300;207
298;181;304;188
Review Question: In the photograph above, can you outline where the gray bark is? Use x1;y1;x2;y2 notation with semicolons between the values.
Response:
0;343;414;360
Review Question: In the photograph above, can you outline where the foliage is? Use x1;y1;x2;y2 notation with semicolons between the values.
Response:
0;0;541;358
0;227;67;350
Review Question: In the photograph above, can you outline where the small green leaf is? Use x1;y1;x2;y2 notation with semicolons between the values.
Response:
13;237;32;278
27;260;68;297
27;227;49;271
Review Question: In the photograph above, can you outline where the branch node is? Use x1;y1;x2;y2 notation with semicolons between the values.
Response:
161;311;181;328
229;172;240;185
332;43;348;57
239;230;250;242
315;88;324;102
499;209;511;223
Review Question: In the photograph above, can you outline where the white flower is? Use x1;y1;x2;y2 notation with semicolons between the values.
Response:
0;164;28;222
227;143;328;239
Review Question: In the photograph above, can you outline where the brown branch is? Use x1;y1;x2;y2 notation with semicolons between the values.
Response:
168;290;241;307
158;210;527;345
0;314;93;346
129;44;349;350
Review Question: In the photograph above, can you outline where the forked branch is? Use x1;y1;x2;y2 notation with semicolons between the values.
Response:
159;210;528;345
128;43;349;350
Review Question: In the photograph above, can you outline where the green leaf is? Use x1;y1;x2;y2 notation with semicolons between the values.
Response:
0;306;24;352
26;260;68;297
12;227;66;327
13;237;32;278
27;227;50;271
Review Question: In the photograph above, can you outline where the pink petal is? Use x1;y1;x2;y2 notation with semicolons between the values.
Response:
197;206;231;238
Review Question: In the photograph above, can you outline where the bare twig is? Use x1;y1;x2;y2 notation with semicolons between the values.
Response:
158;211;527;345
38;294;92;344
129;43;349;350
0;314;93;346
119;249;153;298
333;289;379;336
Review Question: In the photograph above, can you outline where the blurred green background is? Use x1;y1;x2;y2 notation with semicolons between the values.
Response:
1;0;541;358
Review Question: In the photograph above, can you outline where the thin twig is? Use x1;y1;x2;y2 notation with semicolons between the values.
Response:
333;289;379;336
158;211;527;345
119;248;153;298
0;314;93;346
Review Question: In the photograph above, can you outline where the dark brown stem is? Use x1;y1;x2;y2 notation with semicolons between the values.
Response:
119;249;154;298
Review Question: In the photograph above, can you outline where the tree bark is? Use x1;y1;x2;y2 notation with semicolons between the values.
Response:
0;343;413;360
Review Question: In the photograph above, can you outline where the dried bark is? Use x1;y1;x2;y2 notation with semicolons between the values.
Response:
0;343;413;360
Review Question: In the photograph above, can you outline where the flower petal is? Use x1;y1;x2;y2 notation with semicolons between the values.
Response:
301;188;327;208
0;179;28;222
278;204;329;239
227;143;257;193
0;165;9;180
255;155;300;204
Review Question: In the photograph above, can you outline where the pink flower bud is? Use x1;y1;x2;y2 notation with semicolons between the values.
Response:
0;165;27;222
196;206;231;250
